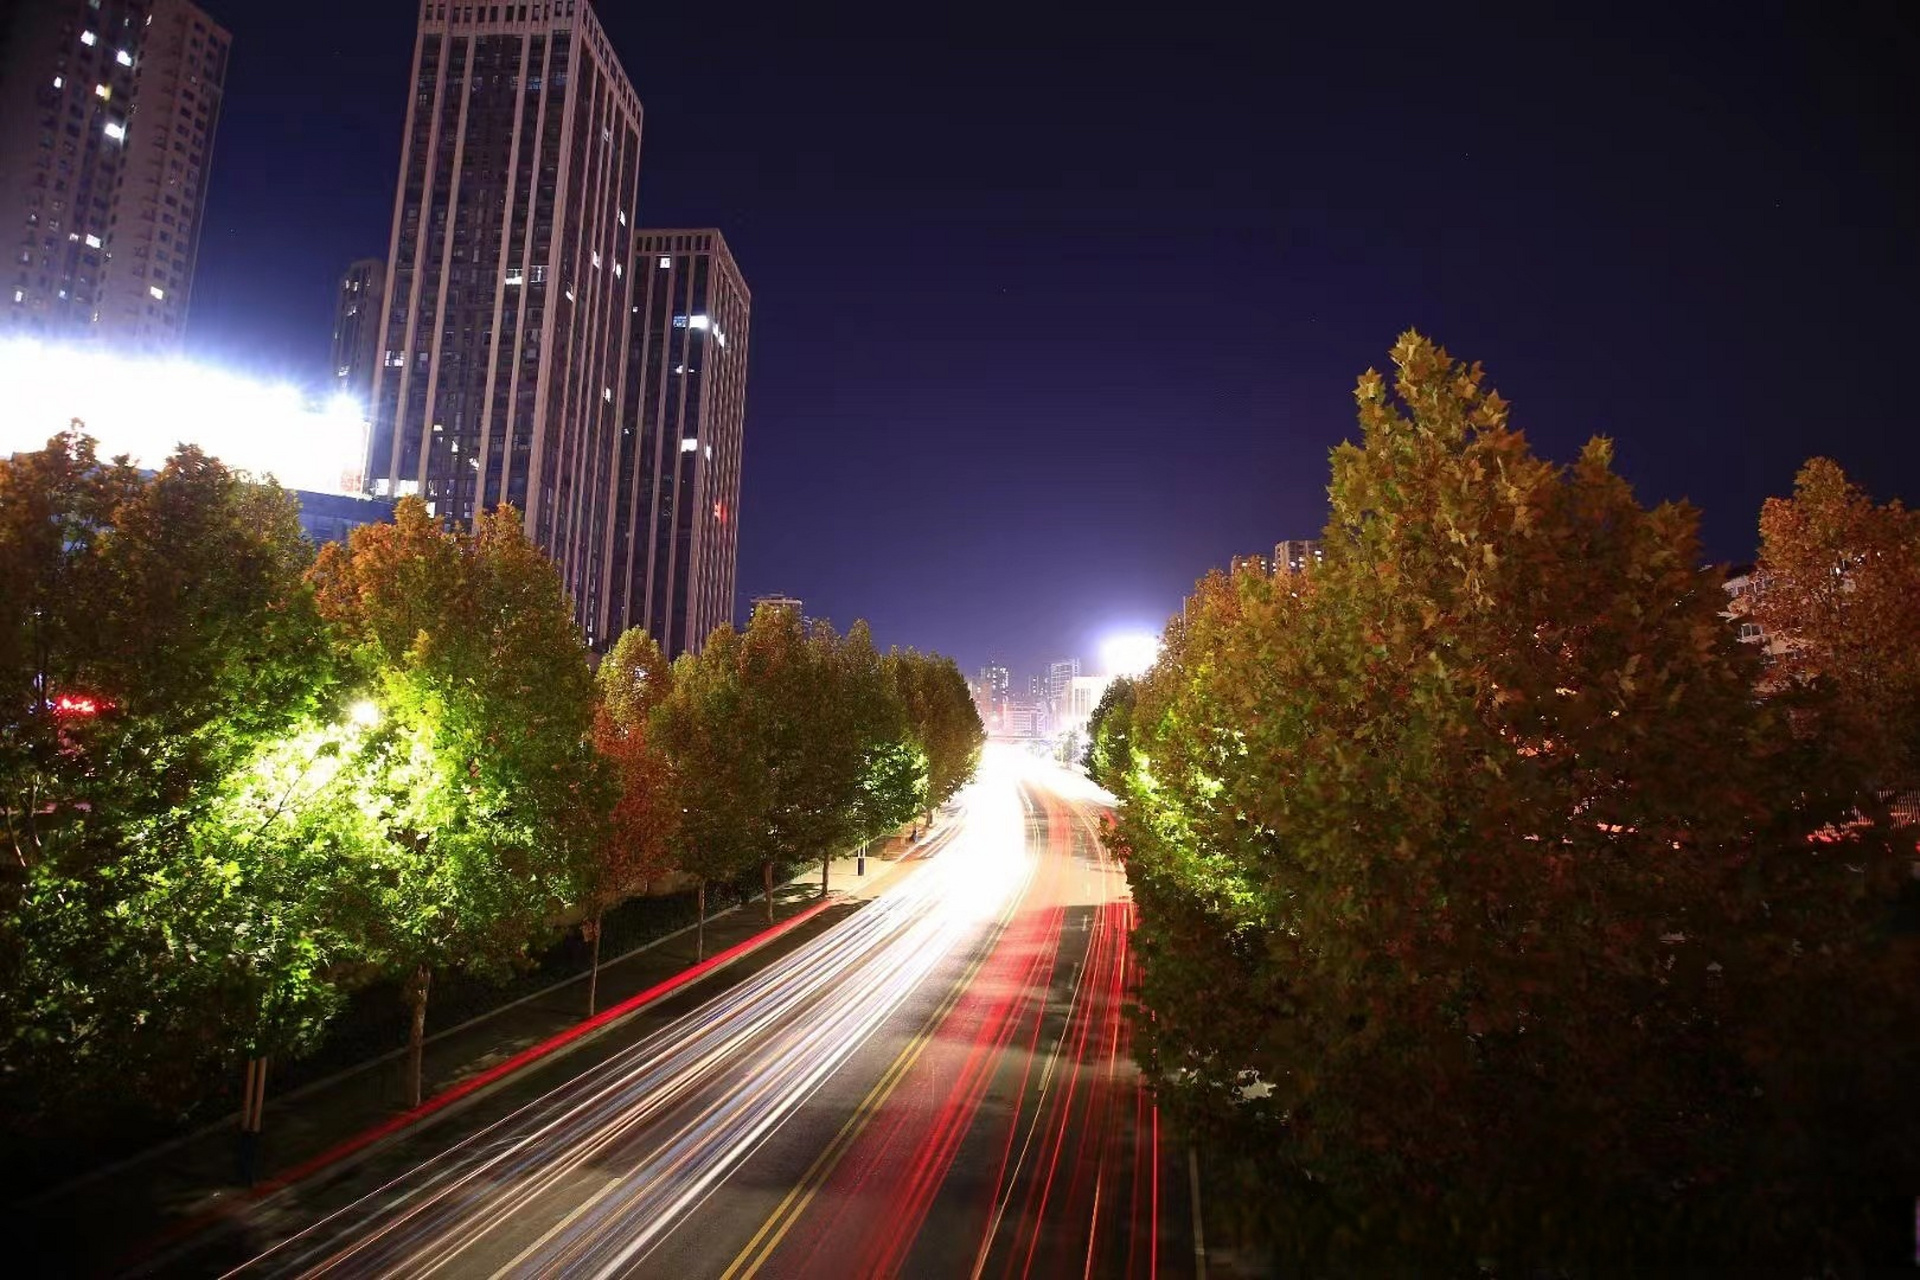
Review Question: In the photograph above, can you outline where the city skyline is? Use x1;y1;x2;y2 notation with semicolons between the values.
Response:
24;0;1919;677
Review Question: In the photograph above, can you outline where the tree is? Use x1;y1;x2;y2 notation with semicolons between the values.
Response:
1107;334;1917;1270
0;433;342;1132
1754;457;1920;792
1081;675;1136;792
587;629;677;1013
309;499;608;1106
889;648;984;822
652;626;767;955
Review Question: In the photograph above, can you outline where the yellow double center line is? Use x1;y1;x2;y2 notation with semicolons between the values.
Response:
721;861;1037;1279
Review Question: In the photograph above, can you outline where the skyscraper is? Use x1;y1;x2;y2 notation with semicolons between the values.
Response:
1047;657;1080;706
330;257;384;408
367;0;644;645
612;229;750;656
0;0;228;351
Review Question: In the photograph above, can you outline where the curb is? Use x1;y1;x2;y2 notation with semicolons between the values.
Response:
120;895;838;1271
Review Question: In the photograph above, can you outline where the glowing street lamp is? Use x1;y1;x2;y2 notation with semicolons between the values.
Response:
1100;631;1161;679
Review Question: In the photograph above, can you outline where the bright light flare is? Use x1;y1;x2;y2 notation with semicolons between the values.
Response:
0;337;370;495
1100;630;1161;678
347;700;380;728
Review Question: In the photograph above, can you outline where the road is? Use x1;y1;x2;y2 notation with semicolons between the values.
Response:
173;746;1188;1278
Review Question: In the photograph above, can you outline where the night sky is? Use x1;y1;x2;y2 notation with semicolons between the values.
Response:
184;1;1918;680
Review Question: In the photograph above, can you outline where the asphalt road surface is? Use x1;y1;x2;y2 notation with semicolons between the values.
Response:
161;746;1192;1279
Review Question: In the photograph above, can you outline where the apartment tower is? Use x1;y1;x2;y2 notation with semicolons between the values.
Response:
0;0;229;351
368;0;644;647
330;257;385;407
614;229;749;657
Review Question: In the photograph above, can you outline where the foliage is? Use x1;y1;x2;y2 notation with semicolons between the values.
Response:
1107;334;1919;1271
1082;675;1136;789
652;626;771;899
0;433;339;1120
309;498;608;1100
591;629;677;915
888;647;985;817
1754;456;1920;789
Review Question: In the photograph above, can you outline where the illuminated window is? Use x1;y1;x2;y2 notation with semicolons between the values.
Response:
504;267;523;285
80;31;97;46
115;49;133;66
103;121;125;140
84;233;100;248
657;256;670;268
590;250;601;269
686;314;710;331
612;261;622;278
94;84;110;99
10;290;21;304
149;284;164;299
679;437;698;453
618;209;627;226
602;386;612;402
52;76;63;89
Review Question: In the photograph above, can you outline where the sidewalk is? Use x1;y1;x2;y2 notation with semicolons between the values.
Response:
16;831;942;1274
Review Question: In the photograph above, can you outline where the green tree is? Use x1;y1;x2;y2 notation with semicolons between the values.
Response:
1081;675;1136;791
0;433;340;1129
652;626;767;955
889;648;984;822
309;499;607;1106
587;629;677;1013
1108;334;1917;1270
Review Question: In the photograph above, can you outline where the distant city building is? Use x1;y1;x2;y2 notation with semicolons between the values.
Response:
0;0;229;352
1274;539;1323;575
750;594;802;625
1047;658;1080;706
1006;699;1047;738
979;662;1009;698
616;229;751;658
329;258;384;408
293;489;394;547
1058;673;1113;742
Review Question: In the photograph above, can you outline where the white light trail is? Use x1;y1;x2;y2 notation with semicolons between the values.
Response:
0;337;370;496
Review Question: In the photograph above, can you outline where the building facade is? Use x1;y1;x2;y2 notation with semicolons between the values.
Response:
0;0;228;352
330;257;385;407
1274;538;1323;575
1047;657;1080;706
613;228;750;657
367;0;645;649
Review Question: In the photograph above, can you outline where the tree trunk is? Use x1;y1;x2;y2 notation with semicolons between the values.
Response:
236;1054;268;1185
404;964;431;1109
821;851;829;899
585;910;604;1017
762;859;775;924
696;879;706;962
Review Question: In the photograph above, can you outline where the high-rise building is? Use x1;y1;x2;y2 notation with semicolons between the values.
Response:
1047;657;1080;706
367;0;645;648
0;0;229;352
613;229;750;657
1274;539;1323;575
979;662;1009;699
330;257;384;407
